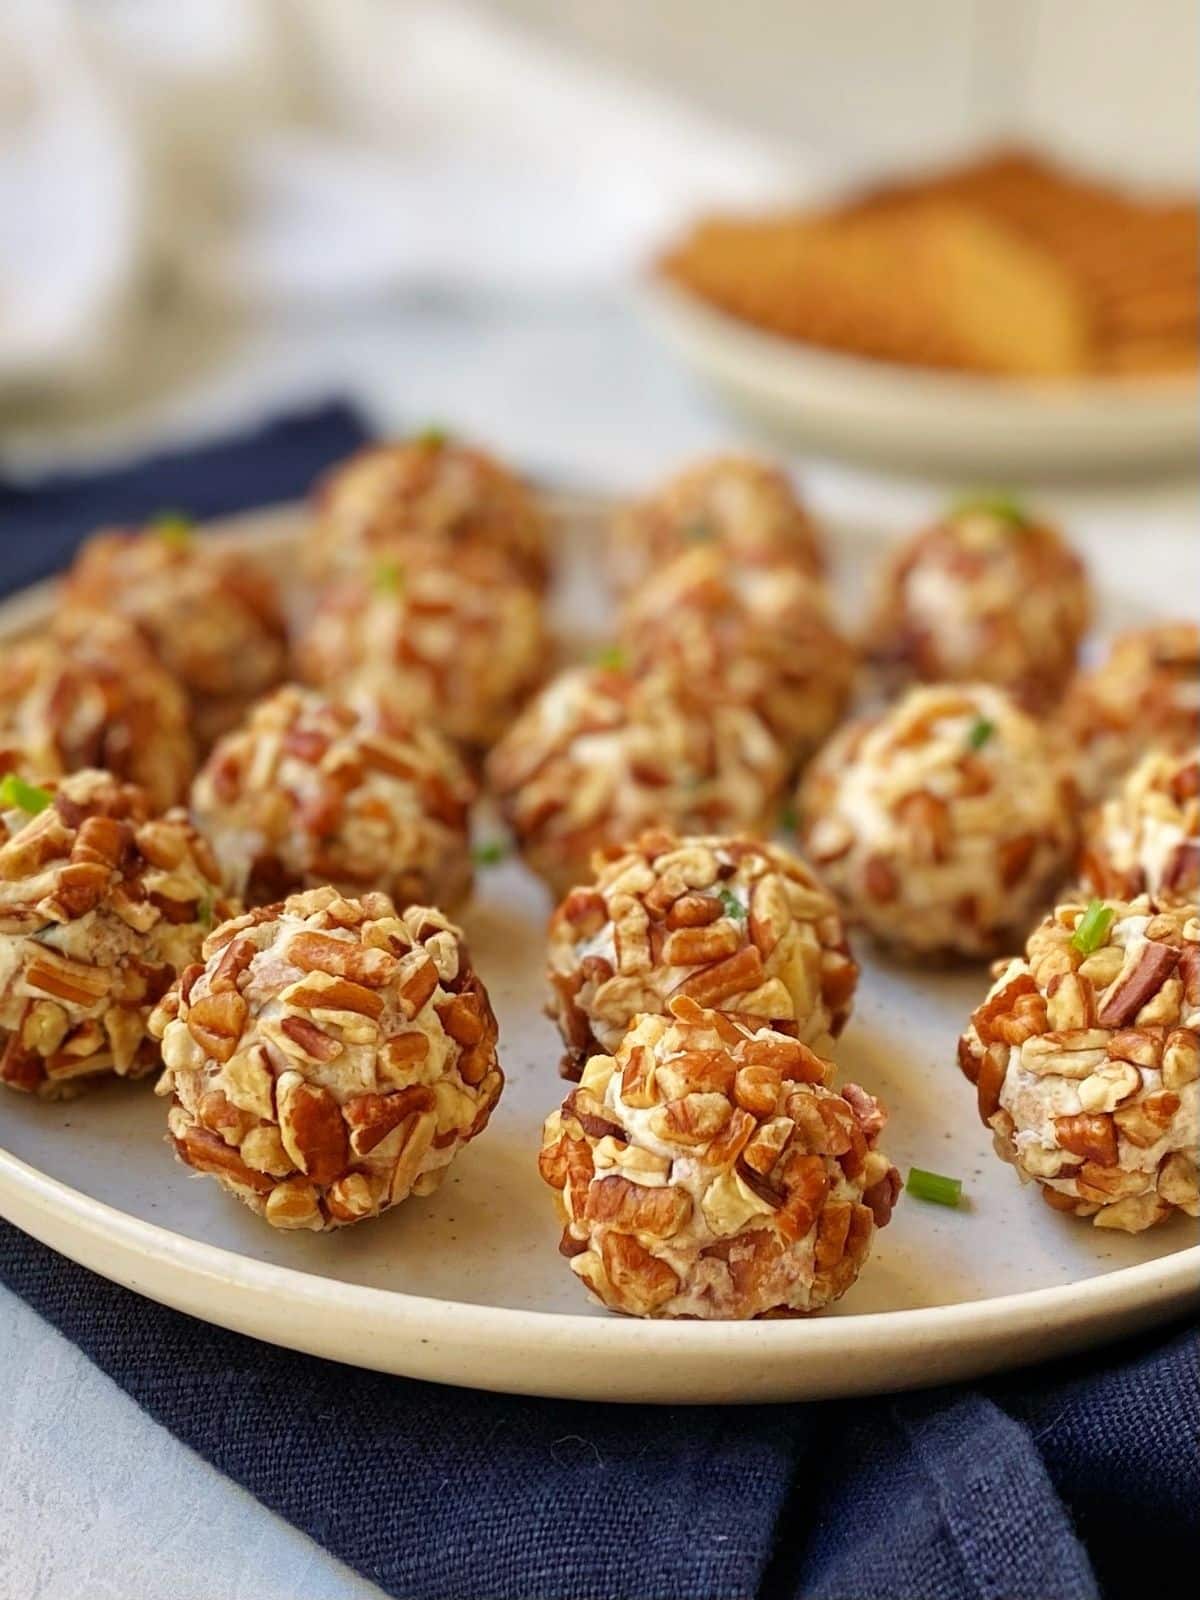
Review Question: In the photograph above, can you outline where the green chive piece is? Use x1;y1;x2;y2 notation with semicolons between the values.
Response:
152;511;195;548
374;560;405;595
593;644;627;672
717;888;747;921
416;424;448;448
196;892;215;930
683;516;715;543
951;492;1028;527
472;840;508;867
1071;899;1115;955
906;1167;963;1208
966;716;996;751
0;774;52;815
779;800;799;833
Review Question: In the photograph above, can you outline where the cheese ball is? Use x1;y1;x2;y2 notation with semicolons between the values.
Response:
152;886;503;1231
800;684;1076;958
1060;621;1199;802
539;998;899;1318
866;498;1090;710
0;614;195;811
0;769;230;1099
191;685;475;911
305;433;549;589
1080;745;1199;901
61;523;288;750
486;664;788;899
297;540;548;758
958;893;1200;1231
618;545;856;769
547;829;857;1079
609;454;825;594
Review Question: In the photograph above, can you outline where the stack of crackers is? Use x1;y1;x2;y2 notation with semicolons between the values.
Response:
659;150;1198;381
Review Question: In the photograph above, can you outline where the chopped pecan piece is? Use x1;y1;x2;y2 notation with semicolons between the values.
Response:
1097;941;1180;1027
1054;1113;1118;1167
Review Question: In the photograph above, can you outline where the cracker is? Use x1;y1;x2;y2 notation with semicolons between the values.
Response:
661;148;1197;378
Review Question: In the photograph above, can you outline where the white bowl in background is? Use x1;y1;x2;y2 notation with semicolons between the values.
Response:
641;277;1199;477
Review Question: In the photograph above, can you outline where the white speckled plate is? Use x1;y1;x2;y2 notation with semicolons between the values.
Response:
641;277;1200;477
0;504;1196;1404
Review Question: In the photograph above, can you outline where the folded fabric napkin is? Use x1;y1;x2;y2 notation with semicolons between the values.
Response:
0;401;367;590
0;405;1195;1600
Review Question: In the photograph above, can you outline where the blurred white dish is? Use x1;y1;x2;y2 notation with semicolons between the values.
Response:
0;504;1196;1405
642;277;1200;476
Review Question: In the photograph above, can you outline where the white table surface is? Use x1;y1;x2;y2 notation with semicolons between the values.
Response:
1;291;1196;1600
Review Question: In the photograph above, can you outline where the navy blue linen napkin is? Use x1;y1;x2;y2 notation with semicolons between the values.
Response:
0;405;1195;1600
2;1224;1195;1600
0;402;367;590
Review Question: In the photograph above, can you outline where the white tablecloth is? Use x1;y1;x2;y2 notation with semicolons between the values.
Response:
1;293;1196;1600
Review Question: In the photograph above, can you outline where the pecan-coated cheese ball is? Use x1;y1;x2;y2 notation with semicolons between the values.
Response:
801;684;1076;958
609;454;825;595
1080;746;1199;902
305;433;549;589
486;664;788;898
866;498;1090;710
1060;621;1199;802
0;770;230;1098
297;540;548;757
0;615;195;811
152;887;503;1231
192;686;475;911
618;545;856;768
539;999;899;1318
958;894;1200;1231
62;523;288;750
547;830;857;1079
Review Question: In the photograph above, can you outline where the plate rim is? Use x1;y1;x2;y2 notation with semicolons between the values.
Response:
4;1140;1199;1358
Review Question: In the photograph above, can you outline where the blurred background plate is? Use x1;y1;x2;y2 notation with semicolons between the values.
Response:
642;276;1200;477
